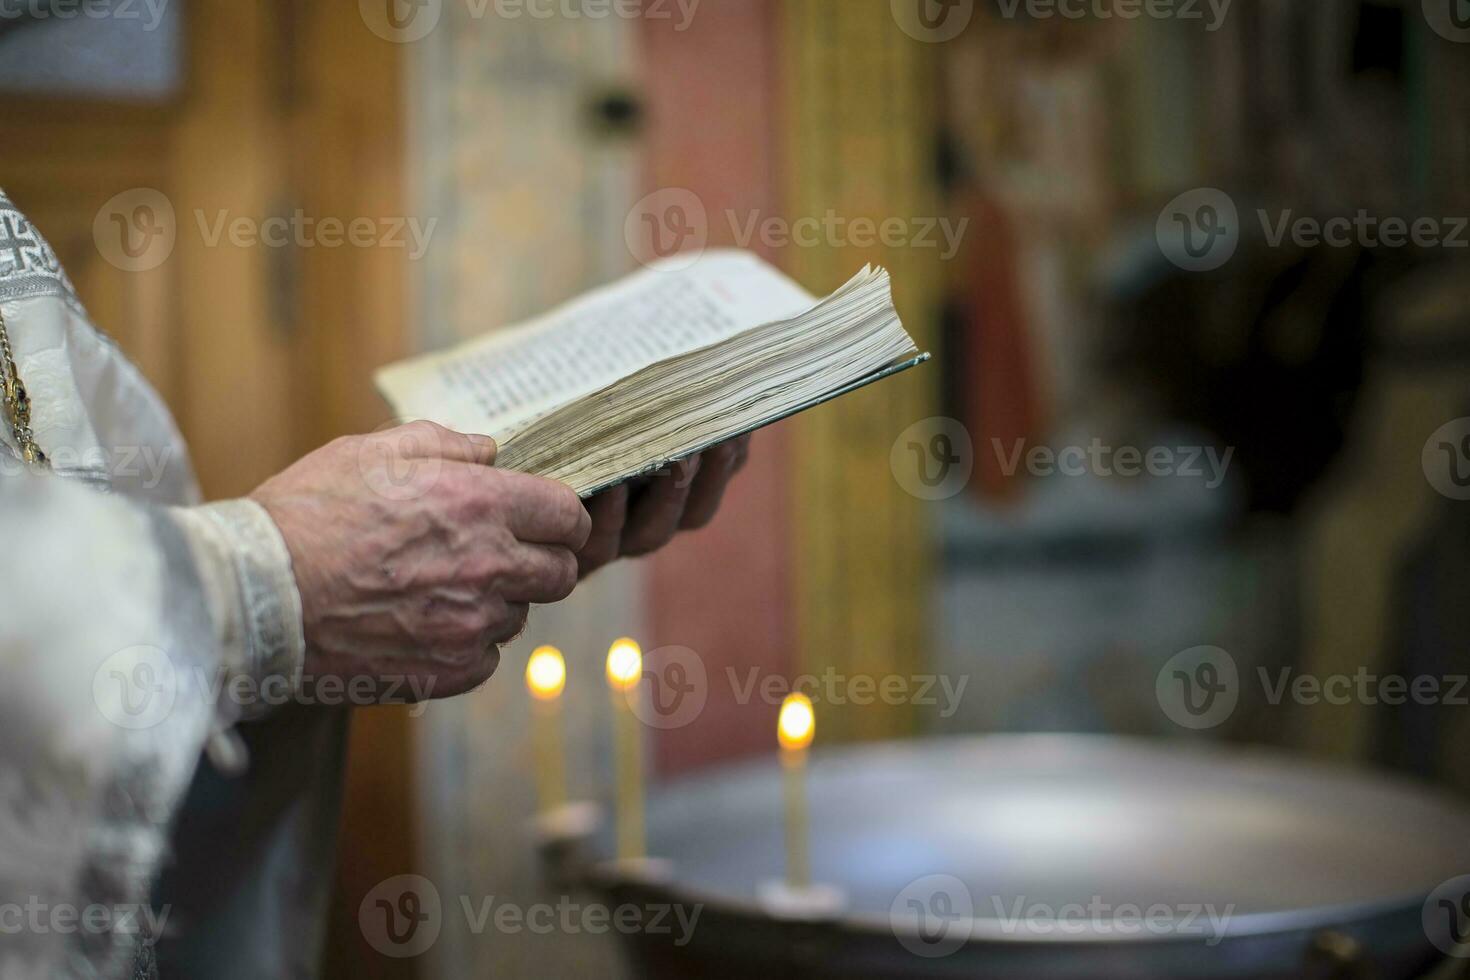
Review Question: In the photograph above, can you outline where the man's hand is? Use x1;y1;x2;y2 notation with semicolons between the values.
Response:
577;434;751;577
251;421;591;700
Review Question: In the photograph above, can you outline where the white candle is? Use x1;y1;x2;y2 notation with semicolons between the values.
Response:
606;637;645;861
525;646;567;813
777;692;815;889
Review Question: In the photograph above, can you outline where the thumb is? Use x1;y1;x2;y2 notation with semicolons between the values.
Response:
390;421;498;466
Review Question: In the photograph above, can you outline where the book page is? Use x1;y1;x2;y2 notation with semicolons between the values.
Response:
377;250;816;435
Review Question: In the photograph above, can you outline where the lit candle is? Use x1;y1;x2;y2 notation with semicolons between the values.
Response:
777;692;815;889
606;637;645;861
525;646;567;813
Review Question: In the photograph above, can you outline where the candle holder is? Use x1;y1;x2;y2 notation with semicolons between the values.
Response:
526;800;604;889
755;879;847;922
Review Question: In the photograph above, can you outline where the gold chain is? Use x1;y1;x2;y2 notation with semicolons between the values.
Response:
0;304;48;467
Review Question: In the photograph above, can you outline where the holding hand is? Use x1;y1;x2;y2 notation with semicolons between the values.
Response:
251;421;590;700
577;434;751;577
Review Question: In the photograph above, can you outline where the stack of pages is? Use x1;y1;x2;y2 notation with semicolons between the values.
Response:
377;250;927;496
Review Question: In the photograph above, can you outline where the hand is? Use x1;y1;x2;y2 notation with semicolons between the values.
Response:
577;434;751;577
251;421;591;701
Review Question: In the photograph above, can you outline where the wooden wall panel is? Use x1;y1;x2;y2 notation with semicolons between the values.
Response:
639;0;793;775
170;0;299;498
782;0;942;742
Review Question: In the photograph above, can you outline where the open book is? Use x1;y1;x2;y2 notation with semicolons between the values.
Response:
376;250;928;496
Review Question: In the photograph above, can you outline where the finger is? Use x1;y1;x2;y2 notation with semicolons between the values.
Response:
622;459;698;556
728;434;751;472
680;442;741;530
393;420;498;465
578;484;630;577
500;543;580;605
497;472;593;549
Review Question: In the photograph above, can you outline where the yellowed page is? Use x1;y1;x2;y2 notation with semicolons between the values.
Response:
376;250;816;436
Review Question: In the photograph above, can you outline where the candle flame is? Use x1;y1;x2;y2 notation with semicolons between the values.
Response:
778;692;815;751
526;646;566;700
605;637;642;692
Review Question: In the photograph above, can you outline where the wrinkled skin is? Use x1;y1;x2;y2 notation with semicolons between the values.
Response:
252;421;589;699
250;421;751;702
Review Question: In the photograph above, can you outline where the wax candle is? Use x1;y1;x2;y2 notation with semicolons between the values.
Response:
777;692;815;889
525;645;567;813
606;637;645;861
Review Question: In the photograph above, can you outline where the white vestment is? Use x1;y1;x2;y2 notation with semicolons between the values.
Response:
0;188;338;979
